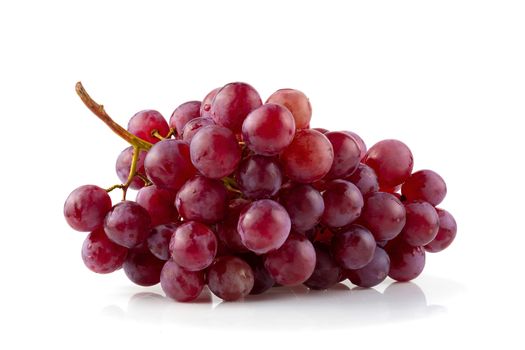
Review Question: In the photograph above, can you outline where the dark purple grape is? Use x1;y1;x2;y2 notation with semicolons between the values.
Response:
211;82;262;133
175;175;227;223
400;201;439;246
127;110;169;144
346;163;379;196
207;256;255;301
321;180;363;228
358;192;406;241
425;208;457;253
264;233;316;286
331;225;376;270
104;201;151;248
190;125;241;179
280;184;324;233
81;228;128;274
64;185;112;232
123;247;165;286
363;139;414;189
147;223;179;260
169;221;217;271
242;104;295;156
237;199;291;254
280;129;334;183
115;146;148;190
144;139;196;191
169;101;201;136
135;185;178;226
181;117;215;143
304;244;342;290
266;88;311;129
386;238;426;282
346;246;390;288
401;170;447;206
161;260;205;302
236;155;282;199
325;131;361;179
200;87;220;119
216;199;250;253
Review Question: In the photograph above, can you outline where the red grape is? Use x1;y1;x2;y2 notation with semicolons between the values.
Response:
123;247;165;286
304;244;342;290
346;246;390;288
169;101;201;136
425;208;457;253
386;238;426;282
135;185;178;226
81;228;128;274
402;169;447;206
242;104;295;156
181;117;215;143
144;139;196;191
313;127;328;134
200;87;220;119
169;221;217;271
147;223;179;260
175;175;227;223
279;184;324;233
207;256;255;301
104;201;151;248
321;180;364;228
331;225;376;269
363;139;414;189
346;163;379;196
115;146;148;190
64;185;112;232
160;260;205;302
127;110;169;144
359;192;406;241
236;155;282;199
325;131;361;179
280;129;334;183
266;88;312;129
189;125;241;179
264;232;316;286
237;199;291;254
211;82;262;133
400;201;439;246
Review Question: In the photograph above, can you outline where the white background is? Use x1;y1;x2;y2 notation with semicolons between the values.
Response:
1;0;524;348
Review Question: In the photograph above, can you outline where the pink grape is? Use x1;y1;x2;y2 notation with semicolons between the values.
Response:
64;185;112;232
115;146;148;190
127;110;169;144
135;185;178;226
169;221;217;271
81;228;128;274
402;169;447;206
266;88;312;129
160;260;205;302
207;256;255;301
104;201;151;248
425;209;457;253
169;101;201;136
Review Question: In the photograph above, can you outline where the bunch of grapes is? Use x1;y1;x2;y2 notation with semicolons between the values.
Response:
64;82;457;302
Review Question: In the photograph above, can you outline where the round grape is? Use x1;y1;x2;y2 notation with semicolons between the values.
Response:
169;101;201;136
200;87;220;119
169;221;217;271
321;180;364;228
144;139;196;191
237;199;291;254
161;260;205;302
346;163;379;196
346;246;390;288
279;184;324;233
425;208;457;253
280;129;334;183
242;103;295;156
181;117;215;143
115;146;148;190
304;244;342;290
81;228;128;274
236;155;282;199
147;223;179;260
400;201;440;246
264;233;316;286
331;225;376;270
135;185;178;226
363;139;414;189
401;169;447;206
127;110;169;144
325;131;361;179
216;199;250;253
190;125;241;179
207;256;255;301
64;185;112;232
358;192;406;241
266;88;311;129
386;238;426;282
104;201;151;248
123;247;165;286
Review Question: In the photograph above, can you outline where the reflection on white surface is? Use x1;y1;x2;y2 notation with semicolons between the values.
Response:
101;276;463;329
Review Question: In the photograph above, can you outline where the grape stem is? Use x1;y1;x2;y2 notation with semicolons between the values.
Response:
75;82;153;151
76;82;152;200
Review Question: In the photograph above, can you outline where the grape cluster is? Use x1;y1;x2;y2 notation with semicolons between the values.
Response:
64;82;457;302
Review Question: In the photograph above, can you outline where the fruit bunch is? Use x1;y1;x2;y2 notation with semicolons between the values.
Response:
64;82;457;302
